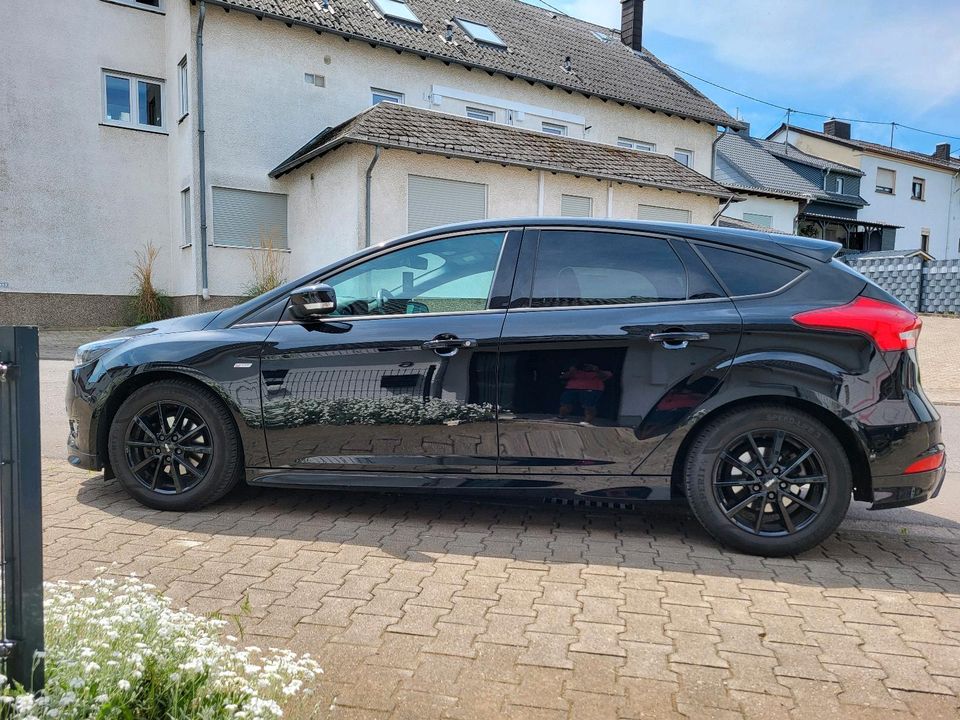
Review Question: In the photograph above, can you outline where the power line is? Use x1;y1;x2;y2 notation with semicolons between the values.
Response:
665;62;960;143
526;0;569;17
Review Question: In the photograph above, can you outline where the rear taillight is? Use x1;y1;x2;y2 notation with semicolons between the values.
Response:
904;450;945;474
792;296;921;352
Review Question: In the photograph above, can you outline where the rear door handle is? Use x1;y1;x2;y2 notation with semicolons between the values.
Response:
422;337;477;355
648;331;710;350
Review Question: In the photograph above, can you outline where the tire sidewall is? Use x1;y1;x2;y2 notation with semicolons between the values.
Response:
107;381;240;510
684;405;851;556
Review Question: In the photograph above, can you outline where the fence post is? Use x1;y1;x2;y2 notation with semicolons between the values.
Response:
917;258;927;314
0;327;45;690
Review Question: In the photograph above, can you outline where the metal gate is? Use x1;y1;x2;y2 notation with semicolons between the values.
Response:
0;327;45;690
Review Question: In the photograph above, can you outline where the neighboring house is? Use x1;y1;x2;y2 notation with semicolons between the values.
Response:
0;0;741;325
768;121;960;259
713;126;899;249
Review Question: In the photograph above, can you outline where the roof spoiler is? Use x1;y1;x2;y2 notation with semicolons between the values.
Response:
773;236;842;263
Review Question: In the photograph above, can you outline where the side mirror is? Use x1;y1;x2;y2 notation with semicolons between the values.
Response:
289;283;337;322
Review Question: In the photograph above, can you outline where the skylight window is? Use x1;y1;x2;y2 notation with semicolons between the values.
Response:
591;30;610;42
371;0;421;25
455;18;507;48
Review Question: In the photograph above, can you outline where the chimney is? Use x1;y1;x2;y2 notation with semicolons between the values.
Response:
733;121;751;136
823;119;851;140
934;142;951;160
620;0;644;52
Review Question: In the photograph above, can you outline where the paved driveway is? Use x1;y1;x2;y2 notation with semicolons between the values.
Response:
38;320;960;718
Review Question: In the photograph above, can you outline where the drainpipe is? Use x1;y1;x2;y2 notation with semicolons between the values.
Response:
364;145;382;247
711;126;728;180
196;1;210;300
537;171;545;216
711;195;735;226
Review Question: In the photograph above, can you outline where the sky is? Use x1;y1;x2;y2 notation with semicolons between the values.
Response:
523;0;960;156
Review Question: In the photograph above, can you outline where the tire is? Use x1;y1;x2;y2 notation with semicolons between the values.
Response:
683;404;851;556
107;379;242;510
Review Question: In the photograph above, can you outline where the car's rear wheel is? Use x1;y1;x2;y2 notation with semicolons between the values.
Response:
683;404;851;556
107;379;242;510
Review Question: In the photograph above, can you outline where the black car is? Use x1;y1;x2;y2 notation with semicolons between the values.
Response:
67;219;945;556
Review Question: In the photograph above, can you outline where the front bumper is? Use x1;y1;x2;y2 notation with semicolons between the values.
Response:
869;461;947;510
66;366;103;471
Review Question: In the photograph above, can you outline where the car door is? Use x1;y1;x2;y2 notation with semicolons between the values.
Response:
260;229;519;474
497;227;742;476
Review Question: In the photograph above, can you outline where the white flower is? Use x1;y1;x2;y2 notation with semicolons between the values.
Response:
118;679;131;691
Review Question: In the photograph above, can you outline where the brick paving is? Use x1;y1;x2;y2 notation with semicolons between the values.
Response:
43;461;960;719
917;315;960;406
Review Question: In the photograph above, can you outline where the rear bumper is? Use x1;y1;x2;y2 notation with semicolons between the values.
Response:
869;461;947;510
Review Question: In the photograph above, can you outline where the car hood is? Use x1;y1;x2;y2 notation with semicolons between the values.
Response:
103;310;223;340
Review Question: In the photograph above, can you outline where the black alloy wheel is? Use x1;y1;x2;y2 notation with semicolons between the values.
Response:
123;400;213;494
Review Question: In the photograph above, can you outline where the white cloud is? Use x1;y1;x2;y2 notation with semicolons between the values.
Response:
550;0;960;115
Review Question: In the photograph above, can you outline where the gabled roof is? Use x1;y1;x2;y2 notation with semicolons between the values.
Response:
767;124;960;172
205;0;741;128
270;102;734;198
714;132;866;207
756;138;863;175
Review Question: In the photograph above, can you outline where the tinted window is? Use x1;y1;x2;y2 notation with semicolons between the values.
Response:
669;240;725;300
324;232;505;316
697;245;802;296
531;231;685;307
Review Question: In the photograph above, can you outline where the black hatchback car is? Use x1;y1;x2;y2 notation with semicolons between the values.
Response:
67;219;945;556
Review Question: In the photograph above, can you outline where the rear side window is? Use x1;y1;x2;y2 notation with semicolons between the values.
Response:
696;245;802;296
531;231;685;307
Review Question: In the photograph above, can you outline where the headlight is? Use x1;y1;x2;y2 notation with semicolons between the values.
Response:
73;337;133;368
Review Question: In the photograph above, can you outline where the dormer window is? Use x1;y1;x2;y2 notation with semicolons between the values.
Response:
455;18;507;48
834;177;844;194
371;0;421;25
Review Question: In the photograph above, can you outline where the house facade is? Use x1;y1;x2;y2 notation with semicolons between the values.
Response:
1;0;742;326
768;121;960;259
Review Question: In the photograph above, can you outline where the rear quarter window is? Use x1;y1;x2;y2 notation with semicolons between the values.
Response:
696;245;802;296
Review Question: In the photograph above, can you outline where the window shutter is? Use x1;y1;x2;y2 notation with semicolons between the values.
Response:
560;194;593;217
742;212;773;228
637;204;692;223
876;168;895;190
407;175;487;232
212;187;288;248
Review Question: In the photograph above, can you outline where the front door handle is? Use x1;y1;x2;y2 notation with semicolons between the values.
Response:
422;336;477;355
648;331;710;350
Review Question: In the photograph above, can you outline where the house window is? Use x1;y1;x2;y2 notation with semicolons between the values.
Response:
876;168;896;194
673;149;693;167
466;107;495;122
407;175;487;232
455;18;507;48
212;187;288;248
370;0;421;25
637;204;692;223
560;194;593;217
102;71;164;131
921;232;930;254
618;138;656;152
912;177;925;200
542;122;567;136
743;212;773;228
371;88;404;105
177;57;189;117
591;31;611;42
103;0;163;12
180;188;192;247
833;177;844;194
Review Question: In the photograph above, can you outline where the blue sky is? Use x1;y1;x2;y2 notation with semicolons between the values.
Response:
525;0;960;156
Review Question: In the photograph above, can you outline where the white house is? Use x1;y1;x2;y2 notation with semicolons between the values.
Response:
1;0;742;326
768;121;960;259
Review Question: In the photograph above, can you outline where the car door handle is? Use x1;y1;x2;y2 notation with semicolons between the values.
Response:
648;331;710;350
422;337;477;354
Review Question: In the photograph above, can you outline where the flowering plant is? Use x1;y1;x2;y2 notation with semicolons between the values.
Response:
0;577;321;719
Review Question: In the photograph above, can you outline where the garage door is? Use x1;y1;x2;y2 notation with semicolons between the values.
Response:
637;204;692;223
407;175;487;232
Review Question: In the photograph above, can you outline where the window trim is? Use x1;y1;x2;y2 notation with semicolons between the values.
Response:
371;88;404;105
618;137;656;152
101;69;166;133
454;17;507;48
180;187;192;248
100;0;164;14
177;56;189;121
911;177;926;201
541;121;568;136
465;106;496;122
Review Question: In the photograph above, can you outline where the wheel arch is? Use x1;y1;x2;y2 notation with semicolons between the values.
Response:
670;396;873;502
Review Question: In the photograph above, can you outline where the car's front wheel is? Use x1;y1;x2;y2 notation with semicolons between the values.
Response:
107;379;242;510
683;404;851;556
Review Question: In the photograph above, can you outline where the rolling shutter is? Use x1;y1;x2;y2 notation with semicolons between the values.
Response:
743;212;773;228
212;187;288;248
407;175;487;232
560;194;593;217
637;204;692;223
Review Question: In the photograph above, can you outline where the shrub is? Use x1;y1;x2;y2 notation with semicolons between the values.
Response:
126;243;174;325
0;577;321;719
244;231;288;299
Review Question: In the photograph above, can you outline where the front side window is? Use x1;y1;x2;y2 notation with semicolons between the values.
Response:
103;71;163;130
912;177;925;200
530;231;685;308
674;148;693;167
324;233;505;317
372;88;404;105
